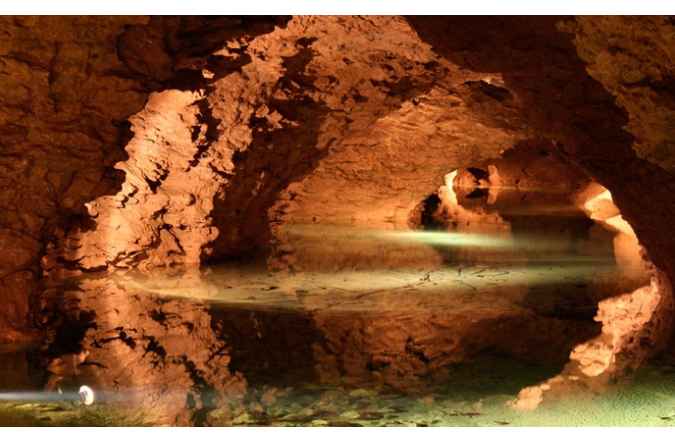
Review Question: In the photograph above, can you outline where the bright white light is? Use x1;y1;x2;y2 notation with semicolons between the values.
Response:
285;224;514;249
604;215;636;237
582;187;636;237
79;385;95;406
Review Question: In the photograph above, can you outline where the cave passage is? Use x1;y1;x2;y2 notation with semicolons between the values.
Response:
1;14;675;428
0;169;661;426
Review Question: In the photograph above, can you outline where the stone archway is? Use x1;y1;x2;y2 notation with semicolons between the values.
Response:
1;15;674;425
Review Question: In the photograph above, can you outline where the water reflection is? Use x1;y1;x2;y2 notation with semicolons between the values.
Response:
29;257;629;424
0;185;656;426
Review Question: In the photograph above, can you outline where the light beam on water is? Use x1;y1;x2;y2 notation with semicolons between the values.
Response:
0;391;80;402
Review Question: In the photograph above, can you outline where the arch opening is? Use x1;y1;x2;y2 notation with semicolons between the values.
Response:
406;150;674;412
30;85;674;428
2;15;674;427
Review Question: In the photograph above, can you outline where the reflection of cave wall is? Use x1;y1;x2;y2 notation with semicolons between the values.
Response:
42;271;248;425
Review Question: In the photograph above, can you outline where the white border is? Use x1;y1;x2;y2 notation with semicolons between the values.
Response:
0;0;674;15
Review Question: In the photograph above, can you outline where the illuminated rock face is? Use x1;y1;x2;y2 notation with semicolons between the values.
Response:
0;16;147;341
512;184;674;411
1;15;675;421
407;17;675;298
415;150;673;410
513;274;674;411
0;16;282;340
49;16;516;274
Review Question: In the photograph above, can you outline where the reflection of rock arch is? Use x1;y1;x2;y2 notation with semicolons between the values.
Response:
513;182;673;411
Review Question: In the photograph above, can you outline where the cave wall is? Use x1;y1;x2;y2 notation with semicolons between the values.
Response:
47;16;459;273
266;62;527;271
1;18;674;411
0;16;148;340
406;16;675;300
5;16;667;290
0;16;282;340
44;16;526;274
570;16;675;171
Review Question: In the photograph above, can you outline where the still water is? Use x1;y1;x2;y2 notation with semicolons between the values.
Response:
0;191;672;426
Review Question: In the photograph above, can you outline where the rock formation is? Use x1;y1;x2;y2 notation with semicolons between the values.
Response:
1;15;674;423
513;184;673;410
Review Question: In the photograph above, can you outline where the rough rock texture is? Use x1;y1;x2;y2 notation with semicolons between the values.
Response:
1;15;675;421
567;17;675;171
266;63;525;271
512;185;673;410
513;271;673;411
57;89;218;270
415;17;675;304
0;16;145;340
0;16;284;340
47;16;529;274
416;151;672;407
50;17;457;272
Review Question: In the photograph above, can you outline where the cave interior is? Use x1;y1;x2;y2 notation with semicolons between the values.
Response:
1;15;675;426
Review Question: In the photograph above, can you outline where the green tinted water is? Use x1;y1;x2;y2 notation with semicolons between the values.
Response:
2;355;674;426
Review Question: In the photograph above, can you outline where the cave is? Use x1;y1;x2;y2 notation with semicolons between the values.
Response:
1;15;675;427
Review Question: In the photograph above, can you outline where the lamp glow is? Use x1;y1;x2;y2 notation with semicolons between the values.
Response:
79;385;95;406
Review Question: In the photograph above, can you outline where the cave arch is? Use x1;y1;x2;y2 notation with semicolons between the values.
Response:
404;155;674;410
7;15;672;422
